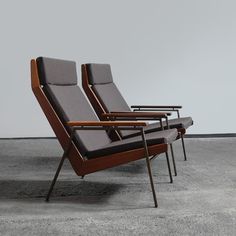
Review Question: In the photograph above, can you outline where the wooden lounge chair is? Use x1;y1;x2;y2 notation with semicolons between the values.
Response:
31;57;178;207
81;64;193;163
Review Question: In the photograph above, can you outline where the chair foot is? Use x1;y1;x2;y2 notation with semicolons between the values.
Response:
181;135;187;161
165;151;173;183
170;144;177;176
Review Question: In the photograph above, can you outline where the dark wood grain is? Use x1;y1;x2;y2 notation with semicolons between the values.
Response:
67;121;147;127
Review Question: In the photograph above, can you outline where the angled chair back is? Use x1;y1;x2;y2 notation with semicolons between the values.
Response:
36;58;111;157
82;64;137;138
31;57;120;176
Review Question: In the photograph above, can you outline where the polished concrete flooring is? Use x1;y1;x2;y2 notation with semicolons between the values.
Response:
0;138;235;235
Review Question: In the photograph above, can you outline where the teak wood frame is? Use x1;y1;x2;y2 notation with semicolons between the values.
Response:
81;64;187;161
31;59;172;207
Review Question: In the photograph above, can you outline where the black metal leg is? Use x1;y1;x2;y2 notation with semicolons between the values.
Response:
45;152;67;202
170;144;177;176
165;151;173;183
141;130;158;208
181;135;187;161
45;129;75;202
145;155;158;207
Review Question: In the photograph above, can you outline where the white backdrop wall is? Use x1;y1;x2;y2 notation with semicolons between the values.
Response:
1;0;236;137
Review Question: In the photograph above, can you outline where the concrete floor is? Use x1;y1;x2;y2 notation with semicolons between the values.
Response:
0;138;235;235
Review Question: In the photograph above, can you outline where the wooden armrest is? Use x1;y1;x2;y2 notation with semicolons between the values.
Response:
131;105;182;109
67;121;147;127
101;111;171;118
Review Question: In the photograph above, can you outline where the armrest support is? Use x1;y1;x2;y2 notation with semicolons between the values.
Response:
65;121;148;151
131;105;182;109
131;105;182;118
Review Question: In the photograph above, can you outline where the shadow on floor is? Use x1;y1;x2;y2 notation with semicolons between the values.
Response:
0;179;124;204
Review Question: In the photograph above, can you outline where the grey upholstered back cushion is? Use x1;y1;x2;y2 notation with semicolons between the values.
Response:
86;63;130;112
93;83;131;112
37;57;77;85
87;64;113;85
44;85;111;156
93;83;134;138
87;63;136;137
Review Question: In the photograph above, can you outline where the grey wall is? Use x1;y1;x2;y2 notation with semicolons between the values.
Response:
1;0;236;137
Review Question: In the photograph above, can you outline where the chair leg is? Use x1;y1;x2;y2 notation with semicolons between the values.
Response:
45;152;67;202
165;151;173;183
170;144;177;176
141;130;158;208
145;154;158;208
181;135;187;161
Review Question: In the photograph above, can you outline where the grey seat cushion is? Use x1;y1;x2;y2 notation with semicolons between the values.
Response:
86;129;178;159
123;117;194;139
148;117;193;130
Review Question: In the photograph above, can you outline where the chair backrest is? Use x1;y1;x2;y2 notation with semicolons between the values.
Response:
86;64;131;112
37;57;111;156
83;63;136;138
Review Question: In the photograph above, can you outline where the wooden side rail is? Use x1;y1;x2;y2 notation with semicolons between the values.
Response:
67;121;147;127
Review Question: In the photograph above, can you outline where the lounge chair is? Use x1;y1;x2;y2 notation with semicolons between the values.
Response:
31;57;178;207
81;64;193;162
